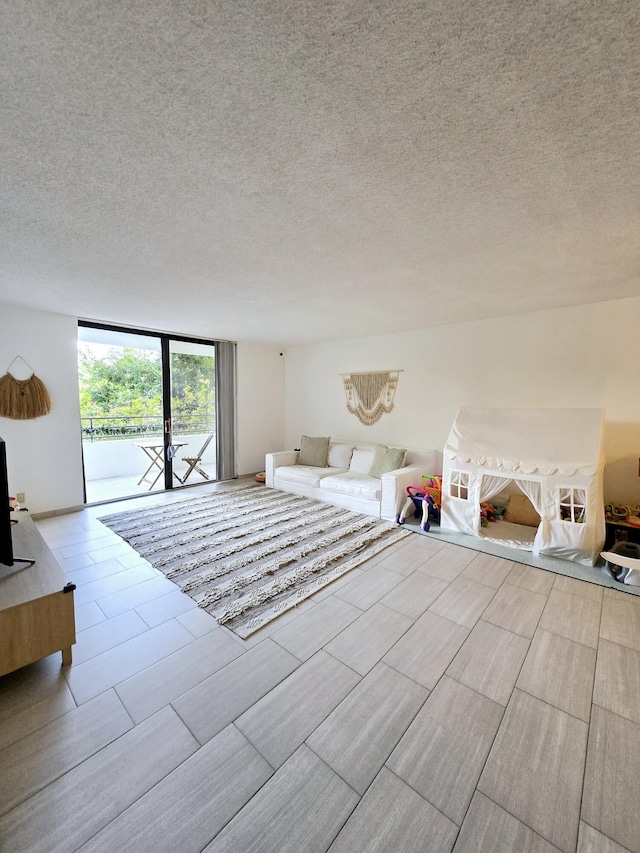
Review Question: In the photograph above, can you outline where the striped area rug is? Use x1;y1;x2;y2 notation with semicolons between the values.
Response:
99;484;411;637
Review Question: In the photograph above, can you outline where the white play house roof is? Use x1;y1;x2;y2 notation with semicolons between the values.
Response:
444;407;605;477
441;407;606;566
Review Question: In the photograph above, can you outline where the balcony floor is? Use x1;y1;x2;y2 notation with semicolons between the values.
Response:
85;463;216;504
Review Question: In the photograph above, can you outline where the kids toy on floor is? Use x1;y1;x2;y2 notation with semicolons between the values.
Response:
396;475;442;532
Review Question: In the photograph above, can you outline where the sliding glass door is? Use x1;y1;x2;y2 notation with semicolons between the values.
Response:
168;339;216;488
78;323;233;504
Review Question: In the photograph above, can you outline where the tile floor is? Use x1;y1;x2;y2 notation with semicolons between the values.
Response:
1;483;640;852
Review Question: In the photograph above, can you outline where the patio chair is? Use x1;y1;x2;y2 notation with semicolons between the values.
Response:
177;432;214;484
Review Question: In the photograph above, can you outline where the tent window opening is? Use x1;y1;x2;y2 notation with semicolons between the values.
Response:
450;471;469;500
558;488;587;524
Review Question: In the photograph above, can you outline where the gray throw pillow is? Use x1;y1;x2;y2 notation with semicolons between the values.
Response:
297;435;330;467
369;444;406;477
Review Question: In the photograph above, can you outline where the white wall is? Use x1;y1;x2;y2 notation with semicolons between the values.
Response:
3;294;638;510
0;303;285;512
0;304;84;513
283;296;640;504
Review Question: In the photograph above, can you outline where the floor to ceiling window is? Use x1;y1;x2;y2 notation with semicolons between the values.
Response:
78;322;235;504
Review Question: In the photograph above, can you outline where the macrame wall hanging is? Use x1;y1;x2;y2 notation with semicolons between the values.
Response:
0;356;52;420
341;370;402;426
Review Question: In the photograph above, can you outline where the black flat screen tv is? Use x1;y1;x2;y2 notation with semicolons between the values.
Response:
0;436;14;566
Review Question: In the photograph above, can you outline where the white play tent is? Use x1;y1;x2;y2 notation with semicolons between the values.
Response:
440;408;606;566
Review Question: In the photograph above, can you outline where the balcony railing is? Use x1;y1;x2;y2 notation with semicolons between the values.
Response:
81;413;215;442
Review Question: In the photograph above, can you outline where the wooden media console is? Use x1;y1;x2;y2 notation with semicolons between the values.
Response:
0;513;76;677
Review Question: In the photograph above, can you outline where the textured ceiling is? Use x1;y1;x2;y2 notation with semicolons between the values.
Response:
1;0;639;345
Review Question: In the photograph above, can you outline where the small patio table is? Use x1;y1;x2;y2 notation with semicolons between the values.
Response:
134;441;187;490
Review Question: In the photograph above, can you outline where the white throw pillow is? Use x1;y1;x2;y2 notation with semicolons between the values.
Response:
327;443;353;469
349;448;376;474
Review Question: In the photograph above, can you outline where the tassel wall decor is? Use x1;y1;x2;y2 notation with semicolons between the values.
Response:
341;370;402;425
0;357;52;420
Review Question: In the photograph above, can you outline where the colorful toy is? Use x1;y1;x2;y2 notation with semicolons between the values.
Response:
604;503;640;522
480;502;496;527
396;482;441;532
421;474;442;507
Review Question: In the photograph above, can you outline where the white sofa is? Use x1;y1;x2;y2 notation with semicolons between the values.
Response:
265;440;441;521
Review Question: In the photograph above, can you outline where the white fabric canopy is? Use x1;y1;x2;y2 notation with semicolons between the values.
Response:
443;407;605;477
441;407;606;566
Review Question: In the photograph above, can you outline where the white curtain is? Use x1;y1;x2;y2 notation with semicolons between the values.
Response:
479;475;512;504
515;479;543;515
515;478;545;555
